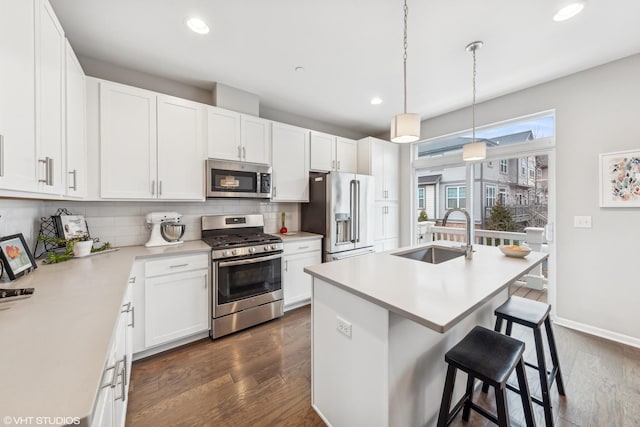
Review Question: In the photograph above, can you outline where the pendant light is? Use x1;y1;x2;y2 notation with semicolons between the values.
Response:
462;41;486;161
390;0;420;143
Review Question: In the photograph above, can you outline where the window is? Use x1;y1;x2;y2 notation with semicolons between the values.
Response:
415;111;555;159
499;160;508;174
486;185;497;208
520;159;527;176
529;169;535;179
537;168;542;178
446;186;466;209
417;188;425;209
499;188;507;204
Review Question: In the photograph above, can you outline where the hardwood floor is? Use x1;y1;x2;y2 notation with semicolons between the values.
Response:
126;288;640;427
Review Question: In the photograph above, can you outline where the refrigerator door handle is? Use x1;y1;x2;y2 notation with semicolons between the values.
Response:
350;179;357;243
355;180;361;243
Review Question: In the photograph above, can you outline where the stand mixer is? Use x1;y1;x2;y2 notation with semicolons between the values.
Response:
145;212;186;247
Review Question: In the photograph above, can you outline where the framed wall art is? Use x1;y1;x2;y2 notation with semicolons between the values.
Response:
0;234;37;280
599;149;640;207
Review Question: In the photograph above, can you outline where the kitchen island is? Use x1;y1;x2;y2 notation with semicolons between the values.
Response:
304;241;548;427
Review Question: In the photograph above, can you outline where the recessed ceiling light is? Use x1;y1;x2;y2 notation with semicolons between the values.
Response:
553;2;584;22
295;66;305;72
370;97;383;105
186;17;210;34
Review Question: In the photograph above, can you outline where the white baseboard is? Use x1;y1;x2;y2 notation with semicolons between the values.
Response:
312;403;333;427
553;316;640;349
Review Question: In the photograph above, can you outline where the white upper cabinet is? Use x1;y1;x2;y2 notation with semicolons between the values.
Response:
100;82;157;199
35;0;65;195
207;106;271;165
99;81;205;200
335;137;358;173
0;0;37;192
207;106;241;161
240;115;271;164
310;132;357;173
157;95;205;200
357;137;399;202
271;122;309;202
64;39;86;198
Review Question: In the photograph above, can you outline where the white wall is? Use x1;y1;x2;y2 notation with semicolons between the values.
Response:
400;53;640;344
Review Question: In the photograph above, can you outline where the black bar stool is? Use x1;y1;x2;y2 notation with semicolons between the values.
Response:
482;296;566;426
437;326;536;427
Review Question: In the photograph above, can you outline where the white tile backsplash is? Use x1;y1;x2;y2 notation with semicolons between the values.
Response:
38;199;301;247
0;199;45;250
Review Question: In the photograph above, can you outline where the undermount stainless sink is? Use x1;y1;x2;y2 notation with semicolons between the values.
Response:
393;245;466;264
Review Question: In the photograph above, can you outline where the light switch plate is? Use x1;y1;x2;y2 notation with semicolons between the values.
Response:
573;216;592;228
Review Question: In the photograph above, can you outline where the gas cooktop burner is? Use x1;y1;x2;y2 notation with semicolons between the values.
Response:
203;232;281;249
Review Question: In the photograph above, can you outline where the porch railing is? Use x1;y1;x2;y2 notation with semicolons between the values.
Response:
417;222;547;290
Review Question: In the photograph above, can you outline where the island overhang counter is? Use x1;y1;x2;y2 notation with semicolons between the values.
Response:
304;241;548;427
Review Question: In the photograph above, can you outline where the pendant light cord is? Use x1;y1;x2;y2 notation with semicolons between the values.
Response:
403;0;408;114
472;46;477;143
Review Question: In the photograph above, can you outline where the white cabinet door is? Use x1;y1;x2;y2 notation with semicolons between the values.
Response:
130;262;146;354
35;0;65;195
283;250;321;310
144;269;209;348
271;122;309;202
241;115;271;165
383;142;399;201
310;131;335;172
65;39;86;198
92;348;115;427
374;201;400;241
100;82;157;199
0;0;37;192
374;202;386;241
335;137;357;173
207;106;241;161
157;95;205;200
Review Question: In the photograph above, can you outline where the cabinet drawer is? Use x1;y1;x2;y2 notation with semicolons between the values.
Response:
145;253;209;277
283;239;322;255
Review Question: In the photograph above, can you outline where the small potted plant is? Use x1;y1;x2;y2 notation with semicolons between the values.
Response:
71;234;94;257
418;210;429;223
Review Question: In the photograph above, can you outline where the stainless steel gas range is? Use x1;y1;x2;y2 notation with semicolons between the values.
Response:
201;214;283;339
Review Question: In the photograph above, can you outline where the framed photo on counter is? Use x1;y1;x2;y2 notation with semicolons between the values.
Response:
0;233;37;280
54;215;89;240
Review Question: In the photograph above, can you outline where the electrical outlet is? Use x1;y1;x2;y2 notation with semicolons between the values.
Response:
573;216;592;228
336;316;352;338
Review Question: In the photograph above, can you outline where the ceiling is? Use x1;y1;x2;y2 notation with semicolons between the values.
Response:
50;0;640;137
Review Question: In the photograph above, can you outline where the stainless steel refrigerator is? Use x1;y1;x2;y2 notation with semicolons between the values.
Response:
301;172;375;262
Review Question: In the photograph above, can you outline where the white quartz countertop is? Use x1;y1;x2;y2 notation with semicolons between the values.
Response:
0;241;211;426
304;241;547;333
277;231;323;242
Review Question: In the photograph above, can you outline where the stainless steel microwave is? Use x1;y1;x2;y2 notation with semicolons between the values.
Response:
206;159;272;199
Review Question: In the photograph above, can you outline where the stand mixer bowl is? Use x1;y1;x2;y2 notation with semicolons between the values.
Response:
160;222;186;242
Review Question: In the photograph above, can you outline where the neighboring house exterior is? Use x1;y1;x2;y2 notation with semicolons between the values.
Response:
416;131;548;229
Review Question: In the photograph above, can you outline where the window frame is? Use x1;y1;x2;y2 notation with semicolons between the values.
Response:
446;185;466;209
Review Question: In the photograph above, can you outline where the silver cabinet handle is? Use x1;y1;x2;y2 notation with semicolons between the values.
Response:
242;146;246;160
38;157;53;185
151;180;155;196
273;186;277;198
331;160;335;170
159;180;163;196
47;157;54;185
68;169;77;190
298;246;309;250
121;302;131;313
169;263;188;269
130;306;135;328
337;160;341;170
101;364;117;389
237;146;242;159
111;359;121;390
128;276;136;284
114;358;126;401
0;134;4;177
284;260;288;272
204;273;207;289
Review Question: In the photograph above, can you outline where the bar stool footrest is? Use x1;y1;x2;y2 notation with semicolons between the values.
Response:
505;383;546;407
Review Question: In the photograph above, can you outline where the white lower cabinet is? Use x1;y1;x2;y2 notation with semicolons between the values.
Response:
92;283;132;427
143;254;209;348
282;239;321;310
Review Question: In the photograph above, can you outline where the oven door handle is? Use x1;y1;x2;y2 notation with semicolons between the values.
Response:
217;253;282;268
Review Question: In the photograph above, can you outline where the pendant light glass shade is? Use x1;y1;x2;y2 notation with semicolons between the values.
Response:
391;113;420;143
462;141;486;161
